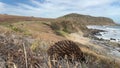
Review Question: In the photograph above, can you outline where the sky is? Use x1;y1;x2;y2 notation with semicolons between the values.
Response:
0;0;120;23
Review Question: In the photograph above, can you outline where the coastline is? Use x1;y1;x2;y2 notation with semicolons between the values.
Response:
87;25;120;43
86;25;120;58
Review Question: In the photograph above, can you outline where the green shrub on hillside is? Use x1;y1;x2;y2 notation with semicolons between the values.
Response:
8;24;23;32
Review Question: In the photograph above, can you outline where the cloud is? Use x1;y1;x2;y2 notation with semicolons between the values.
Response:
0;2;5;10
0;0;120;23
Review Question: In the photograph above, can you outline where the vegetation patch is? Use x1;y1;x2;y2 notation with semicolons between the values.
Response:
50;20;88;36
55;30;69;36
7;24;23;32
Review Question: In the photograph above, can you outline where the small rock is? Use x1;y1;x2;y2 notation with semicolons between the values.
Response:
110;38;116;41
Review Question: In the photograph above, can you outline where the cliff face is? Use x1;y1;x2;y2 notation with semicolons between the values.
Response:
58;13;116;25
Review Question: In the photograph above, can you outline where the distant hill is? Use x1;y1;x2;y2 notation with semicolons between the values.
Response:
58;13;116;25
0;13;116;25
0;14;54;23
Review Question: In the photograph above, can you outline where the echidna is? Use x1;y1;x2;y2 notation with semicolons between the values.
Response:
47;40;86;63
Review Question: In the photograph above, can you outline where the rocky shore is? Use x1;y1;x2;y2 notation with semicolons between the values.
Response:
83;29;105;39
85;28;120;59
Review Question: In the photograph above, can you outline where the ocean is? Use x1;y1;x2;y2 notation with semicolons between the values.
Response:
87;25;120;42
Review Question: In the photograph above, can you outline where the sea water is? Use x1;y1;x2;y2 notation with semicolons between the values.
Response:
87;25;120;42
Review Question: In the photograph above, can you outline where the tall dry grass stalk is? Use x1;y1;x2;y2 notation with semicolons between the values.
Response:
48;56;52;68
66;61;70;68
23;43;28;68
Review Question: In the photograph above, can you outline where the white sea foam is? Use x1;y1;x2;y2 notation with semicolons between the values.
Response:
87;25;120;43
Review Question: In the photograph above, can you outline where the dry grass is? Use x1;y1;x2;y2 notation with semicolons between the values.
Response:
0;33;120;68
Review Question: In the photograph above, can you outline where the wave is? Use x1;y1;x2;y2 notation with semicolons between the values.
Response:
88;25;120;42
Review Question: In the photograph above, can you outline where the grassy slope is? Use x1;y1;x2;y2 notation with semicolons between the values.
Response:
0;14;120;68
